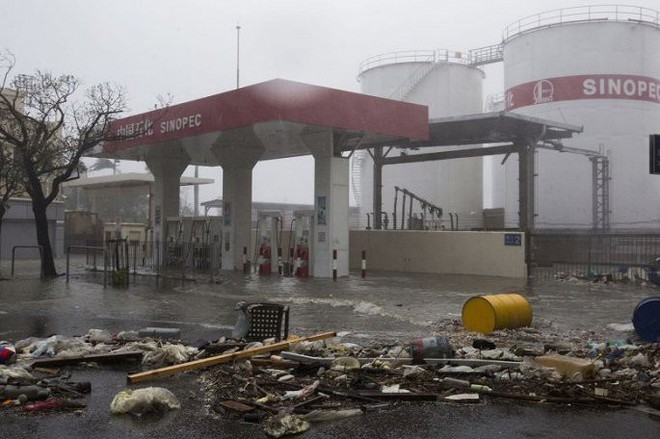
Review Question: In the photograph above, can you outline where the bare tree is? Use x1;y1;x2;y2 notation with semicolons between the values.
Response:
0;52;127;278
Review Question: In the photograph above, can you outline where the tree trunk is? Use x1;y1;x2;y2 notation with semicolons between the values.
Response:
32;200;57;278
0;204;5;277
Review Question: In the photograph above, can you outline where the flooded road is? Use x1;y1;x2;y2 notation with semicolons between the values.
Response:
1;257;658;438
0;258;653;343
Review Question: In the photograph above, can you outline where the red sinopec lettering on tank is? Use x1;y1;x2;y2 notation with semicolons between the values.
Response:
505;74;660;110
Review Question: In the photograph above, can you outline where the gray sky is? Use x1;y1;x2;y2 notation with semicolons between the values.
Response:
3;0;659;206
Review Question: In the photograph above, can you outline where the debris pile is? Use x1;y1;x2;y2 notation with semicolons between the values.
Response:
0;327;194;415
191;321;658;436
1;319;658;436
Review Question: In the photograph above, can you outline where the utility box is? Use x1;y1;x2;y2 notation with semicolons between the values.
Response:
650;134;660;174
103;222;147;243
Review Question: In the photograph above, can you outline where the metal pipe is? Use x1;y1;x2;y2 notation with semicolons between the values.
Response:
393;187;399;230
408;191;413;230
401;190;407;230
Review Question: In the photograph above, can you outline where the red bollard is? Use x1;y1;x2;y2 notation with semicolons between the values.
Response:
361;250;366;278
332;249;337;281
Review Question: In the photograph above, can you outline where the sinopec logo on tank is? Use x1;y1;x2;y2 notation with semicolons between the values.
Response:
505;74;660;111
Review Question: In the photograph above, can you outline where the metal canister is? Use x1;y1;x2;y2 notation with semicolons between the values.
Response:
409;336;453;363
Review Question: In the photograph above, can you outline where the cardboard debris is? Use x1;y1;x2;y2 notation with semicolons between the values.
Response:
444;393;481;402
534;354;595;379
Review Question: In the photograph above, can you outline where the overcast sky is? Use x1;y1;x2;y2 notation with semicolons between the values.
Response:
3;0;659;206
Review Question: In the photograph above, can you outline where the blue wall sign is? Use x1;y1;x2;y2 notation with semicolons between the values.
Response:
504;233;522;246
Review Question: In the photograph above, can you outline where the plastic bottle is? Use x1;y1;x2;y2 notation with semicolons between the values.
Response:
23;398;85;412
441;377;470;388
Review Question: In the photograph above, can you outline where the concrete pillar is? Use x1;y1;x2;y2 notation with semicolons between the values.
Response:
372;146;384;230
303;130;350;278
145;149;191;266
212;128;264;271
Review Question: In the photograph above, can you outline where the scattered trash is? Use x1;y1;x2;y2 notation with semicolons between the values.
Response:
262;413;310;438
472;339;496;350
409;336;453;363
232;302;251;339
30;351;143;368
444;393;480;403
302;408;362;422
0;343;16;365
86;329;113;344
534;354;595;380
0;302;658;436
137;327;182;340
605;323;635;332
1;384;51;402
23;398;86;412
110;387;181;416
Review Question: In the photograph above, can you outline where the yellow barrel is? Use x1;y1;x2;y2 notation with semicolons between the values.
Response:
461;293;533;334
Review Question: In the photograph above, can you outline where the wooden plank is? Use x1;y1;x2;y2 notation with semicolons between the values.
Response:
217;400;254;413
357;391;440;401
30;351;144;368
250;358;300;369
127;332;336;384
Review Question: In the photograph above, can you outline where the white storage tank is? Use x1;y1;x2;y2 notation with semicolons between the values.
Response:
355;50;485;229
501;5;660;229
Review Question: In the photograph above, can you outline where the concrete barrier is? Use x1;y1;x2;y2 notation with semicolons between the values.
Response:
349;230;526;278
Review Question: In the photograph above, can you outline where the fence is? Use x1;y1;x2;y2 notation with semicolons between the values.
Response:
66;239;221;281
530;231;660;280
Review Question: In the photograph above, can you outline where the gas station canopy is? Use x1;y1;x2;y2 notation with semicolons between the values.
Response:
93;79;429;164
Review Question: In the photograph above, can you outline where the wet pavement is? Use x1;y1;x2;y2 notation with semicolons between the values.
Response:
1;257;659;438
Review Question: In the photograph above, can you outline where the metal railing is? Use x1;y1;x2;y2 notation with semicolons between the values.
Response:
163;241;222;274
468;44;504;66
357;49;471;78
530;231;660;279
503;5;660;42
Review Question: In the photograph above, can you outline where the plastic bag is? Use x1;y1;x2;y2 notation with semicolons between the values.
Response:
86;329;113;344
110;387;180;416
141;343;197;366
232;302;251;339
0;343;16;364
262;414;310;438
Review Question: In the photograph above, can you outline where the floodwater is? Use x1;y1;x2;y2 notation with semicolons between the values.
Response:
0;257;654;343
1;257;658;439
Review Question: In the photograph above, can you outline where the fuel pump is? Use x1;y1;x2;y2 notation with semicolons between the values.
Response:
292;210;314;277
165;217;184;267
256;211;282;275
190;216;222;270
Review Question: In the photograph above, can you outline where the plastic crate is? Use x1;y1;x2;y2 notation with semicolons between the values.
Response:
244;303;289;342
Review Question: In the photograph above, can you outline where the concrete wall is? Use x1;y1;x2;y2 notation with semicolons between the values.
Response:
1;198;64;259
349;230;526;278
